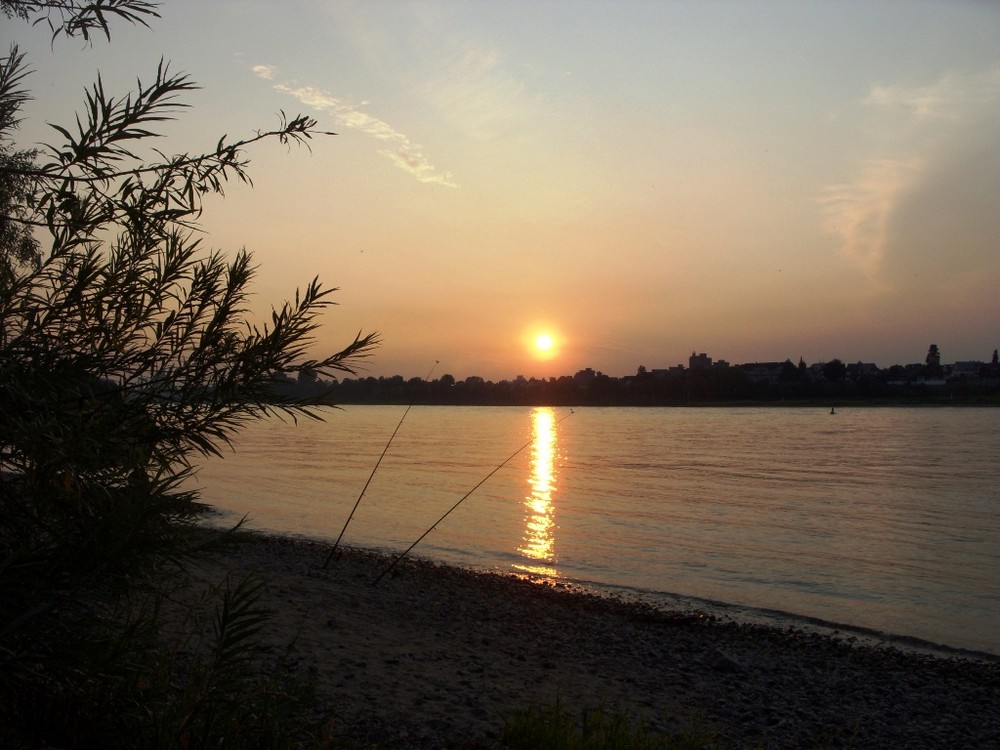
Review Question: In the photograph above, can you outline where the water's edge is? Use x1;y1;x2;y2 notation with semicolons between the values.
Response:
194;406;1000;658
202;509;999;664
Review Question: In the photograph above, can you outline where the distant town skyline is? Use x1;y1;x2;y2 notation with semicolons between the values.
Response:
5;1;999;382
353;342;999;383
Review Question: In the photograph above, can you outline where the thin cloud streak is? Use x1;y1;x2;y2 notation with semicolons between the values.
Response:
252;66;458;187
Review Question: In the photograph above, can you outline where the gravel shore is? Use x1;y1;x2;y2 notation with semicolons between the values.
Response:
169;533;1000;749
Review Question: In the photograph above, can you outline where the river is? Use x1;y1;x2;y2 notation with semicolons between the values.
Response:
192;405;1000;656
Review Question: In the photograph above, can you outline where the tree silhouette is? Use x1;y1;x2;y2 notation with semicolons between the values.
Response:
0;1;378;743
925;344;943;378
822;358;847;383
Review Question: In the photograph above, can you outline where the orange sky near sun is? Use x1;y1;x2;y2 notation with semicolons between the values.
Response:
5;1;1000;381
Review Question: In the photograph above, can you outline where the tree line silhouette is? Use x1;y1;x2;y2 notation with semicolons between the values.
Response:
280;351;1000;407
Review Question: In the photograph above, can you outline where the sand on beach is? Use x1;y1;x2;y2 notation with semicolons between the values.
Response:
167;533;1000;749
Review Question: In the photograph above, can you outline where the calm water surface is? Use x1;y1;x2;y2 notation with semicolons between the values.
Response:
194;406;1000;656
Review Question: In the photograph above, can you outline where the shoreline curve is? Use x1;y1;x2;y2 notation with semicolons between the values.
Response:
168;531;1000;749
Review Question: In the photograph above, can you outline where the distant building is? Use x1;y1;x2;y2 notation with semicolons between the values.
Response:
950;361;984;379
689;352;712;370
846;362;879;380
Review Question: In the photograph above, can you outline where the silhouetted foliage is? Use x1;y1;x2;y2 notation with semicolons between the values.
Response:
924;343;943;379
779;359;800;382
820;358;846;383
0;1;377;744
0;44;40;282
320;351;1000;407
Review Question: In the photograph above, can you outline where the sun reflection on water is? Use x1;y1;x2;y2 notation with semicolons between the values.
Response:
514;407;559;577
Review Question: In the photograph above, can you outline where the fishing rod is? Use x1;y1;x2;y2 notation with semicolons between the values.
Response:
371;408;574;585
323;360;439;569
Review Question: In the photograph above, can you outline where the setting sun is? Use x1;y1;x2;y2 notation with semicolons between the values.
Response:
523;326;562;364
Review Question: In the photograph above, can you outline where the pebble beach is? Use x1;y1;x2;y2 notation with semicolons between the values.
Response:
170;533;1000;749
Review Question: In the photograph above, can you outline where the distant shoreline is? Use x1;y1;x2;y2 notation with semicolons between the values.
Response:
317;398;1000;407
274;365;1000;409
169;530;1000;748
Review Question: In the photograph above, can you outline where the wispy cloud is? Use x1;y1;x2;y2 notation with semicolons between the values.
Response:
252;66;458;188
818;157;922;282
251;64;275;81
820;67;1000;281
866;81;955;121
418;39;532;142
331;3;534;143
865;68;1000;121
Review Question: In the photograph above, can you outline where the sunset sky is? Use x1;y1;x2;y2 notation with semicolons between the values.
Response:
5;1;999;380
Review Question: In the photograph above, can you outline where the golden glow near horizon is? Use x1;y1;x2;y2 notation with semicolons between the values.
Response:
9;3;998;380
524;326;562;364
515;407;559;578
